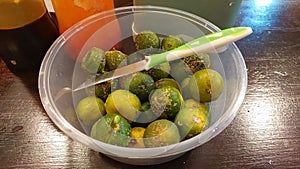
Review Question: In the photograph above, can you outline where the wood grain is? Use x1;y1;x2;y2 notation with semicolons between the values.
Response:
1;0;299;168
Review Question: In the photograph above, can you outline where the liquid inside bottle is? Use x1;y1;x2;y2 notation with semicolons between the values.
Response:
0;0;59;72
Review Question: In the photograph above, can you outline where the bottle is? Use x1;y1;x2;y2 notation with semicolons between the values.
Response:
50;0;122;61
0;0;59;73
51;0;115;34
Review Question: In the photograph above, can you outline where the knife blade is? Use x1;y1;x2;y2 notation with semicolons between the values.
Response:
73;27;252;92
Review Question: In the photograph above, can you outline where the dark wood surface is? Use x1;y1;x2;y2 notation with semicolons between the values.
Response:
1;0;299;168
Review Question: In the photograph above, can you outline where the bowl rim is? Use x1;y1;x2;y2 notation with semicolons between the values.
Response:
38;5;247;159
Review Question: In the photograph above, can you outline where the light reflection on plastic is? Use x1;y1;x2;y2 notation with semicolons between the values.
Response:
255;0;273;7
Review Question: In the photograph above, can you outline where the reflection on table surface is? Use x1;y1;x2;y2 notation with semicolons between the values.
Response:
1;0;299;168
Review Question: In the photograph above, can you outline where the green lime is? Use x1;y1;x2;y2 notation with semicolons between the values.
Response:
161;35;183;51
91;114;131;147
76;96;105;126
150;86;183;119
135;30;160;50
81;47;106;74
105;49;127;71
144;119;180;148
122;72;155;102
146;62;171;81
85;80;112;101
175;107;208;139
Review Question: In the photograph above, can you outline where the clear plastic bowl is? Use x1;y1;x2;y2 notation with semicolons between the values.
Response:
38;6;247;165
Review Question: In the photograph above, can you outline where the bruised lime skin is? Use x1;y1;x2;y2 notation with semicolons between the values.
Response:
105;50;127;71
85;80;112;101
91;114;131;147
85;74;119;101
183;53;210;73
175;107;208;139
94;81;112;101
155;78;180;91
183;99;210;117
76;96;105;126
161;35;183;51
150;86;183;119
189;69;224;102
144;119;180;148
81;47;106;74
135;30;160;50
105;90;141;122
122;72;155;102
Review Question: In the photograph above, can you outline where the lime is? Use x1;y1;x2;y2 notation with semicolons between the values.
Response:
183;53;210;73
146;62;171;81
91;114;131;147
76;96;105;126
150;86;183;119
144;119;180;148
183;99;210;117
105;49;127;71
161;35;183;51
189;69;224;102
85;80;112;101
155;78;180;91
135;30;160;50
81;47;106;74
122;72;155;102
175;107;208;139
105;90;141;122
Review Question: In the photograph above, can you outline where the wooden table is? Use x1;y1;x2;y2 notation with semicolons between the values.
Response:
1;0;299;168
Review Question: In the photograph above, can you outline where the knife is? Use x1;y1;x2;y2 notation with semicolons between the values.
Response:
73;27;252;92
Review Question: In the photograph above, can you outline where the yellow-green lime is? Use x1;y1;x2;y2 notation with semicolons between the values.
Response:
189;69;224;102
76;96;105;126
144;119;180;148
175;107;208;139
105;90;141;122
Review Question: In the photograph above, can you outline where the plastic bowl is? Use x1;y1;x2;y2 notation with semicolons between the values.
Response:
38;6;247;165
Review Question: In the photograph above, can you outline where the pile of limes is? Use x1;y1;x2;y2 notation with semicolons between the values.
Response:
76;30;224;148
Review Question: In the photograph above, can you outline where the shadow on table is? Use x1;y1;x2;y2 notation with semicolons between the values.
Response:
99;151;192;168
13;70;40;92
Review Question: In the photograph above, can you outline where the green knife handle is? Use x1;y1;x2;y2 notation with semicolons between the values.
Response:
145;27;252;70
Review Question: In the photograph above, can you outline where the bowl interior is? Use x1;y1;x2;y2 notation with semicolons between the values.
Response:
39;6;247;160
